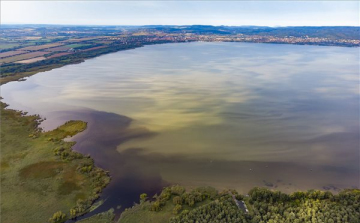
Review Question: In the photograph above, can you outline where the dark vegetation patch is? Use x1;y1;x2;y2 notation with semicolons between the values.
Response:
75;193;87;201
0;160;10;171
58;181;81;195
19;161;64;179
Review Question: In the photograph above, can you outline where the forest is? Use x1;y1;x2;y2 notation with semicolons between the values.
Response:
117;186;360;223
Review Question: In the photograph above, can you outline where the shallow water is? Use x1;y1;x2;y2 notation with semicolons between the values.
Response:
1;42;359;217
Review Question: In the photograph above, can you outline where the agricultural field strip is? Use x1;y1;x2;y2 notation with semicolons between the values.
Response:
47;52;73;59
0;40;108;64
0;50;29;59
95;40;114;44
16;56;47;64
43;43;91;52
17;42;64;51
82;46;108;52
43;46;72;52
61;36;108;43
0;51;49;64
0;43;21;50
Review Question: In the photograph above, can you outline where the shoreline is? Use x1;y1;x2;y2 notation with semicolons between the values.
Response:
0;102;111;222
1;40;358;86
1;41;359;222
0;44;144;85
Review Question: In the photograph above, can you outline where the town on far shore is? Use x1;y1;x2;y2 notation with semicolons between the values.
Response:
1;25;359;67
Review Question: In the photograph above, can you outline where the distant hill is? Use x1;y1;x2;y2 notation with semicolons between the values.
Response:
2;24;359;40
140;25;360;40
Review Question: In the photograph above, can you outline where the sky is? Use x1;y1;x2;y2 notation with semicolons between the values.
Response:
1;1;359;26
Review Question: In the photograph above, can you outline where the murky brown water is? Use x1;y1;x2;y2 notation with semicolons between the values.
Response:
1;42;359;217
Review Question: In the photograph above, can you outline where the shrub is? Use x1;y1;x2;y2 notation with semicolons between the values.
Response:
49;211;67;223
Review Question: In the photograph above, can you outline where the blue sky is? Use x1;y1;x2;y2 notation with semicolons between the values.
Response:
1;1;359;26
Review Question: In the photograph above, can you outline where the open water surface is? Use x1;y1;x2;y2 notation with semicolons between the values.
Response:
2;42;359;218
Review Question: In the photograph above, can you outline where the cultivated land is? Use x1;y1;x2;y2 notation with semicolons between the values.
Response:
18;42;65;51
16;56;46;64
0;43;20;50
0;50;29;58
0;102;110;223
1;25;359;85
0;51;48;64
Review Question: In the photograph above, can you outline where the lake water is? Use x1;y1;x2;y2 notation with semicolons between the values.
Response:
1;42;359;217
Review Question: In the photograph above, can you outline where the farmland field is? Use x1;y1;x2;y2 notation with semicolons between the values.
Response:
24;36;42;40
62;37;105;42
66;44;91;49
47;52;73;58
18;43;64;51
82;46;108;51
0;51;49;64
44;46;71;52
43;44;92;52
96;40;114;44
0;43;21;50
0;50;29;58
16;56;46;64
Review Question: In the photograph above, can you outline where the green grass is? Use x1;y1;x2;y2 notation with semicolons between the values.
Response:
89;199;106;212
44;120;87;139
118;194;211;223
0;43;20;50
118;201;174;223
78;209;115;223
58;181;82;195
0;102;110;223
66;44;90;49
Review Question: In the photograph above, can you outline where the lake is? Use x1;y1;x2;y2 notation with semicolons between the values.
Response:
1;42;359;217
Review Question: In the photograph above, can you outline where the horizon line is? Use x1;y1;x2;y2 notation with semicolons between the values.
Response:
2;24;359;28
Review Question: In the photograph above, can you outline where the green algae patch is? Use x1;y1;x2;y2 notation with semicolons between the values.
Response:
0;102;110;223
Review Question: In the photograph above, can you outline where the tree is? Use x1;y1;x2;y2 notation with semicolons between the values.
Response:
140;193;148;204
173;204;182;214
49;211;67;223
173;196;183;205
150;201;161;211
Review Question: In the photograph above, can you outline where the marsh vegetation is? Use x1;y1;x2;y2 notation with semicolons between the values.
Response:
0;102;110;223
